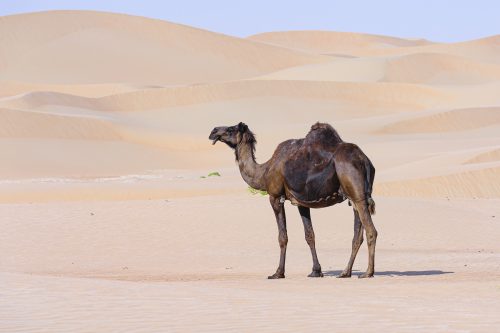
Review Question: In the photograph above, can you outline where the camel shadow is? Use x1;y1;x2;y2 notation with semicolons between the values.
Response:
323;270;453;277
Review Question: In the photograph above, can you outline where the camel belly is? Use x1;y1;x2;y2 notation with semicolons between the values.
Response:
284;187;346;208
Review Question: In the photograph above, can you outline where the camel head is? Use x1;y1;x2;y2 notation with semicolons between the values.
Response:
209;122;250;149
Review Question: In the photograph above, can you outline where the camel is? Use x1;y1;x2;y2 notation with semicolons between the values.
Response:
209;122;377;279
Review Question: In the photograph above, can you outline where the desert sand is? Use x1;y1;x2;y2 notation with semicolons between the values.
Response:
0;10;499;332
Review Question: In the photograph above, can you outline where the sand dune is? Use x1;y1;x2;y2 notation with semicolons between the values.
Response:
248;30;432;56
0;80;454;112
465;148;500;164
377;107;500;134
383;53;500;84
257;52;500;85
377;166;500;198
429;34;500;65
256;57;386;82
0;106;232;154
249;31;500;65
0;11;326;85
0;107;121;140
0;81;138;98
0;11;498;196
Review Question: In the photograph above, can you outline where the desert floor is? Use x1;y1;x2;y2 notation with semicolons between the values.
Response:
1;10;499;332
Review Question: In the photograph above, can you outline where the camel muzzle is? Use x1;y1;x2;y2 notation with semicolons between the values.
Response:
209;127;226;145
211;136;220;145
209;132;220;145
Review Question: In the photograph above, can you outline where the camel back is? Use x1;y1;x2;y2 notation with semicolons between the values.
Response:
282;123;344;204
304;122;343;147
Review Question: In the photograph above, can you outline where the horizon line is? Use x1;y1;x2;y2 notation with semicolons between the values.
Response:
1;9;498;44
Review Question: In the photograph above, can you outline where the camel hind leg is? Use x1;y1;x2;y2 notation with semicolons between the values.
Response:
353;201;377;278
338;208;364;278
335;145;378;278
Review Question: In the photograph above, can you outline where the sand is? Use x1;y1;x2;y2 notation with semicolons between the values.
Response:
0;10;499;332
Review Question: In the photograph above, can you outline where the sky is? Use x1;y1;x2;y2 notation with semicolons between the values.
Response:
1;0;499;42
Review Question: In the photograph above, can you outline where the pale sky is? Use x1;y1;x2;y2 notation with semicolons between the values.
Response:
1;0;499;42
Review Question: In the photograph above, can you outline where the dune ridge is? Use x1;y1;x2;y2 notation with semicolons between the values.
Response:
248;30;433;56
377;107;500;134
0;11;327;85
0;81;138;98
465;148;500;164
377;166;500;198
256;52;500;85
249;31;500;65
0;80;454;112
383;52;500;84
0;108;121;140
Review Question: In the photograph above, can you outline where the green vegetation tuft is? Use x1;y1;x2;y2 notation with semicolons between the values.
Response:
200;171;221;178
247;186;268;196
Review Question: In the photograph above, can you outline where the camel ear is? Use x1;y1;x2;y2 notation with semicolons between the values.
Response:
238;122;248;132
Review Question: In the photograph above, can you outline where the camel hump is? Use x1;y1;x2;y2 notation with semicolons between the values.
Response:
305;122;343;146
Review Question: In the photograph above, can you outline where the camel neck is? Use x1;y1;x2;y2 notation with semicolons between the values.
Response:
236;142;267;191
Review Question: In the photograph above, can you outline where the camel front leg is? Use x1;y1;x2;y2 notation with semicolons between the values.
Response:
268;196;287;279
298;206;323;277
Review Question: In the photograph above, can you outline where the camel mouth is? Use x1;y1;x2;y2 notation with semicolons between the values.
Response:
211;136;220;145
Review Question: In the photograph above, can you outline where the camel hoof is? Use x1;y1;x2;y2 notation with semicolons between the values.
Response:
358;272;374;279
337;271;351;278
307;271;324;278
267;273;285;279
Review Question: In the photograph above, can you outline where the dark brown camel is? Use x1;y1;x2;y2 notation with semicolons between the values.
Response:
209;122;377;279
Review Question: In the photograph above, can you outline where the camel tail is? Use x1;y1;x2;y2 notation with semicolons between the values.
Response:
365;159;376;215
368;197;376;215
